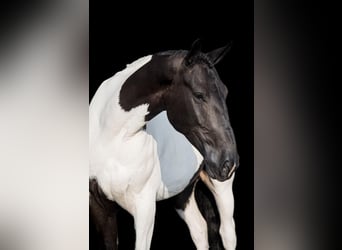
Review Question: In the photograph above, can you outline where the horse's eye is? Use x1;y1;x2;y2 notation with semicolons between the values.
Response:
194;92;205;101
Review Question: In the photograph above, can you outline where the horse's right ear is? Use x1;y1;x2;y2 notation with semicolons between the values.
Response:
206;41;232;65
184;39;202;66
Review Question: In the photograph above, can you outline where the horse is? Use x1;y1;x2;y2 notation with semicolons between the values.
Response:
89;39;239;250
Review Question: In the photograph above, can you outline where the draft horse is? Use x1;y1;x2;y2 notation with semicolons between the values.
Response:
89;40;239;250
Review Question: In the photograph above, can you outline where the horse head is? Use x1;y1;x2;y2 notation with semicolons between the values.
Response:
163;40;239;181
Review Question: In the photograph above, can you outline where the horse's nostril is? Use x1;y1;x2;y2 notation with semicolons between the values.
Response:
224;160;234;169
222;165;229;174
222;160;232;175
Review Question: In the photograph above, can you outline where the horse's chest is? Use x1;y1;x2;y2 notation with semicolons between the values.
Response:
146;112;203;199
90;132;161;203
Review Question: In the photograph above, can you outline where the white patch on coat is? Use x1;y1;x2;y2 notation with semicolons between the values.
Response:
201;171;237;250
176;188;209;250
90;55;163;212
146;111;203;199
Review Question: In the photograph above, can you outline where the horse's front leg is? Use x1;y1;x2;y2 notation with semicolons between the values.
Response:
131;192;156;250
174;182;209;250
89;179;119;250
200;171;236;250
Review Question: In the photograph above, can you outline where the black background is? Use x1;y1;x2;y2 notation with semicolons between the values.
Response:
90;1;253;249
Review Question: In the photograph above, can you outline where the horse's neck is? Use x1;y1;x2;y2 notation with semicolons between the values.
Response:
119;53;172;120
89;55;153;142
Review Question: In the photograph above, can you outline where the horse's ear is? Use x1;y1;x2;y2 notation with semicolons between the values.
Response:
206;42;232;65
184;39;202;66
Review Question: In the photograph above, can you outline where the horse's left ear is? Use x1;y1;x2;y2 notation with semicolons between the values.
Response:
206;42;232;65
184;39;202;66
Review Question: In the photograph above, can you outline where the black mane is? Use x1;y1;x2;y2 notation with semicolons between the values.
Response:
156;50;214;68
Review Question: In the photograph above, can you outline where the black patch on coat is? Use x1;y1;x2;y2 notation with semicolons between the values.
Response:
119;54;173;121
195;180;225;250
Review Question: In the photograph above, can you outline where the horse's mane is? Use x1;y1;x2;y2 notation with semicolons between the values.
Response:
156;50;186;57
156;50;214;68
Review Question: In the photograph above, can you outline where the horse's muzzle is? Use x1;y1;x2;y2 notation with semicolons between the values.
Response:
205;158;239;182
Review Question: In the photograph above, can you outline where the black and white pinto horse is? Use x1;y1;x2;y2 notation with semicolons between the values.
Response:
89;40;239;250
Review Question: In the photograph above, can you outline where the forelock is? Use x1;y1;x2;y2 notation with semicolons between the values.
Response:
190;53;214;68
